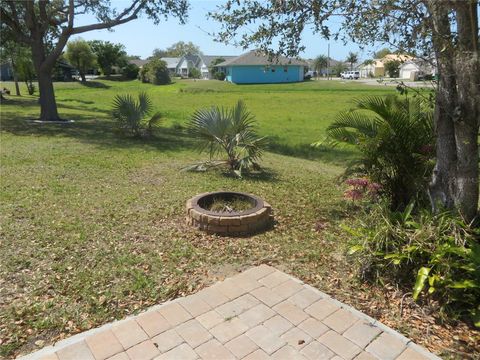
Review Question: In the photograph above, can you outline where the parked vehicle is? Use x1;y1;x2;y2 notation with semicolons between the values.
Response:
304;70;317;79
341;71;360;79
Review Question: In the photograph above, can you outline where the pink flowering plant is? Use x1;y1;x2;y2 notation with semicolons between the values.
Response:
343;177;382;204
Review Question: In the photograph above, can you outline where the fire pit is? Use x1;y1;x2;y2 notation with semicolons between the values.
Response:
186;191;273;235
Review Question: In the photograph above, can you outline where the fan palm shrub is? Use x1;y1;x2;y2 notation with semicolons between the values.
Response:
324;95;434;209
187;100;267;177
111;92;162;137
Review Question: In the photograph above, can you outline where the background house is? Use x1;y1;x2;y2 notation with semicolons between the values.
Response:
399;59;436;80
358;54;414;78
217;50;307;84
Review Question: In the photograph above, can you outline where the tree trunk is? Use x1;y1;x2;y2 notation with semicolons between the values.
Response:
32;40;61;121
10;58;21;96
428;1;479;222
453;1;479;222
80;71;86;82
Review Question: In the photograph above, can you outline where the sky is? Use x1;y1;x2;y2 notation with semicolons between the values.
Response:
71;0;381;61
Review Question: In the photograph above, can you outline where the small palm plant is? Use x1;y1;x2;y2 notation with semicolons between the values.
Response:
187;100;267;177
324;95;434;209
111;92;162;137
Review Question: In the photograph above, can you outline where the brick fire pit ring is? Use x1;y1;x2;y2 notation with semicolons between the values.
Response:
186;191;273;235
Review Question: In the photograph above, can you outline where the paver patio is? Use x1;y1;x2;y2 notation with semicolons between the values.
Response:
20;265;440;360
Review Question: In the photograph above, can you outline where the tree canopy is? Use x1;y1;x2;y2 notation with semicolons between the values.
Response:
89;41;128;76
0;0;188;121
65;39;96;82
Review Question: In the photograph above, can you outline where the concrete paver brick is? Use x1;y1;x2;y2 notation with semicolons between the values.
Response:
231;273;263;292
210;317;249;344
195;339;236;360
196;310;224;329
318;330;362;360
137;311;171;337
216;294;260;318
157;303;193;327
105;352;129;360
154;343;198;360
271;345;307;360
85;330;123;360
56;341;95;360
271;280;304;301
365;332;406;360
263;315;294;337
250;286;284;307
238;303;276;327
354;351;377;360
280;327;312;349
343;321;382;348
112;319;149;349
39;354;59;360
246;325;286;355
323;308;361;334
259;271;291;288
225;334;258;358
300;341;335;360
298;318;329;339
287;288;322;310
175;319;212;348
243;349;271;360
180;294;212;317
396;347;432;360
273;301;309;325
197;286;230;308
243;265;276;280
305;299;340;321
216;278;248;299
151;329;184;353
125;340;160;360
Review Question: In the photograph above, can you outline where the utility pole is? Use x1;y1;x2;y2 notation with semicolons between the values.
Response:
327;43;330;80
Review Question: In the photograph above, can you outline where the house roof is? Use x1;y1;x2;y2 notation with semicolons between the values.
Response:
399;59;435;73
129;59;149;67
201;55;238;67
161;57;182;68
216;50;308;67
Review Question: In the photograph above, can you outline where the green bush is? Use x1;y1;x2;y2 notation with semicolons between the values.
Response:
188;68;201;79
148;59;170;85
347;203;480;326
186;100;268;177
111;92;162;137
324;95;434;209
384;60;401;78
215;71;226;81
122;63;139;79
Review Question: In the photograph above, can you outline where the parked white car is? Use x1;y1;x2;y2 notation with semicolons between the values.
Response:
341;71;360;79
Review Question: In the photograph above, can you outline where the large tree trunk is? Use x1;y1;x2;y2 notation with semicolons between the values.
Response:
11;58;21;96
31;40;61;121
428;1;479;222
453;1;479;222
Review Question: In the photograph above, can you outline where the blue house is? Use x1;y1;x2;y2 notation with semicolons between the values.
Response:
216;50;307;84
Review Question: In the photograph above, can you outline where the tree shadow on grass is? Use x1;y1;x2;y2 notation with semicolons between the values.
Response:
267;140;357;167
1;110;197;153
80;81;111;89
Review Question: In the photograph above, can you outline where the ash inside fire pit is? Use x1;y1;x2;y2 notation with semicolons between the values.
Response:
186;191;273;235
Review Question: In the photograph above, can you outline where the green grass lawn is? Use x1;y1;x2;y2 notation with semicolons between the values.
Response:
0;79;475;359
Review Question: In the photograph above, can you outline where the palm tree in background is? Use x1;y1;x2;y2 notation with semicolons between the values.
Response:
346;52;358;71
313;55;328;77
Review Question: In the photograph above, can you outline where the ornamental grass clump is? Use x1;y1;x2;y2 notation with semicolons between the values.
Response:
186;100;268;177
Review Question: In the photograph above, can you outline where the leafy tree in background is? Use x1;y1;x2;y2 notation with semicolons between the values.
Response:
165;41;202;57
0;1;188;121
0;41;32;96
210;0;480;222
313;55;328;77
374;48;392;59
345;52;358;71
122;63;140;79
189;67;201;79
209;57;225;79
65;39;96;82
332;63;347;77
89;41;128;76
384;60;401;78
146;59;171;85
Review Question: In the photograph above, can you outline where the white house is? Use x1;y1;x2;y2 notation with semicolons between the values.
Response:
399;59;436;80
